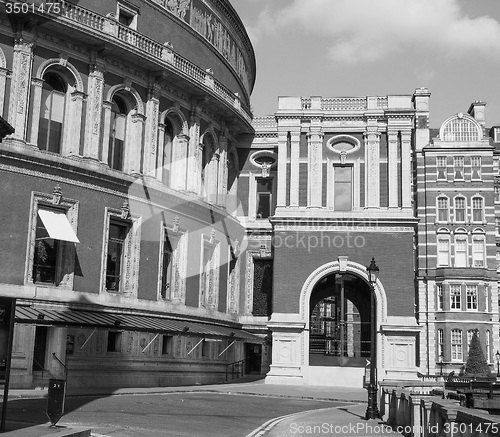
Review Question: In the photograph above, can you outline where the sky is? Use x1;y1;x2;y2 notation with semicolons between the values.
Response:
232;0;500;128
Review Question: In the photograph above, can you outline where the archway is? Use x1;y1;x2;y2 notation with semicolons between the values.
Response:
309;272;371;368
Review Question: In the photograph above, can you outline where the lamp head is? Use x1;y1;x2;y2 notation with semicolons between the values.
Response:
366;257;379;284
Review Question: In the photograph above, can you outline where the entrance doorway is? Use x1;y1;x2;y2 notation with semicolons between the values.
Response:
32;326;47;371
245;343;262;374
309;273;372;368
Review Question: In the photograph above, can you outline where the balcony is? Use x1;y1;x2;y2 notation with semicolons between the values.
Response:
18;0;252;128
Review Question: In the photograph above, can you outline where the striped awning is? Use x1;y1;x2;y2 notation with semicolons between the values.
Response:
15;306;263;342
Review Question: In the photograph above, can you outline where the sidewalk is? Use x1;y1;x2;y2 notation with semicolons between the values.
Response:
1;380;403;436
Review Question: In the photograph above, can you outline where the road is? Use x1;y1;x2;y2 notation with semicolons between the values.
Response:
7;391;348;436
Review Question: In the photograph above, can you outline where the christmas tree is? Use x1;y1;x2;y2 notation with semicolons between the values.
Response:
464;330;492;378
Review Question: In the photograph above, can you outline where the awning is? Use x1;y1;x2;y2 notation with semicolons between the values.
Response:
15;306;264;342
38;209;80;243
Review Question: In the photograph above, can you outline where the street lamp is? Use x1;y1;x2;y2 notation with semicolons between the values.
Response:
438;354;444;376
495;351;500;377
365;257;379;420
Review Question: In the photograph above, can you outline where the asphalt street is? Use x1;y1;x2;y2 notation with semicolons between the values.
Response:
5;391;348;437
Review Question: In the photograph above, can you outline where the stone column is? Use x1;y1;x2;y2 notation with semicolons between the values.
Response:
187;108;201;194
124;113;145;174
62;90;85;156
277;130;288;207
143;82;160;176
8;35;35;141
401;130;412;209
289;131;300;207
28;78;44;145
364;126;380;208
83;59;106;161
100;101;112;165
307;128;323;208
387;130;399;208
171;133;189;190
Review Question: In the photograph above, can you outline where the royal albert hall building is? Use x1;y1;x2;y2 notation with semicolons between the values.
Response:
0;0;270;390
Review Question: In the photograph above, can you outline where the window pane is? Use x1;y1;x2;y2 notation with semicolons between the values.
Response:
33;213;59;284
334;167;352;211
257;193;271;218
106;223;127;291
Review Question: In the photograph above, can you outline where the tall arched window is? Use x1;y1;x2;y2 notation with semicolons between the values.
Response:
38;72;67;153
201;134;218;202
108;95;127;171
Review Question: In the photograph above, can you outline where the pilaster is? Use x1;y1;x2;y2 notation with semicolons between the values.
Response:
307;128;323;208
289;131;300;207
143;82;161;176
0;66;9;117
157;122;167;182
218;128;228;207
83;58;106;161
187;107;201;194
8;34;35;141
401;130;412;209
387;130;399;208
277;130;288;207
364;125;380;209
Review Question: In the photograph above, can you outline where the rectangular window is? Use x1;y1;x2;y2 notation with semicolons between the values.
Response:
496;218;500;236
333;166;352;211
436;156;447;180
437;197;449;222
450;285;461;310
472;238;485;267
466;285;478;310
454;238;467;268
486;331;491;363
437;238;450;267
437;329;444;359
451;329;463;362
107;331;122;353
453;156;464;180
436;284;443;311
472;197;483;222
33;211;60;284
485;286;491;312
162;335;173;355
454;197;465;222
106;221;128;292
471;156;481;180
495;186;500;203
256;178;273;219
200;239;219;308
494;127;500;143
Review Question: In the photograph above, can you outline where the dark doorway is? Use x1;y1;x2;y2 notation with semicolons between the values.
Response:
245;343;262;373
32;326;48;371
309;273;372;367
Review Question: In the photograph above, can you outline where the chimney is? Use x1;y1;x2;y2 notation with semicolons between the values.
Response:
467;101;486;127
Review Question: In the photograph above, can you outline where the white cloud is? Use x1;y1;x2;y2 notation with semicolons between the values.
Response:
249;0;500;64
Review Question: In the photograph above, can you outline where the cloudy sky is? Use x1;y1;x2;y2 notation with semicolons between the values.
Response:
232;0;500;128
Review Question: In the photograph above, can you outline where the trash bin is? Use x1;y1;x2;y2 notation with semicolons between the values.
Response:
46;379;66;426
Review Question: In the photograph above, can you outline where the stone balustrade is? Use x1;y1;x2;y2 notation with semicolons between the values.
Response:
27;0;252;125
380;386;500;437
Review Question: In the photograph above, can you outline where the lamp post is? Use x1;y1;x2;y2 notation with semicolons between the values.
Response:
495;351;500;377
365;257;379;420
438;354;444;376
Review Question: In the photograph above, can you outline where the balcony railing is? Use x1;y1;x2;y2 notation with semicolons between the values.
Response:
22;0;252;125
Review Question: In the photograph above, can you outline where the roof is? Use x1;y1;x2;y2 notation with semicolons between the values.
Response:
15;306;263;342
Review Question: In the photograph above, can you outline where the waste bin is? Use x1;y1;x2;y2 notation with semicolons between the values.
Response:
46;379;66;426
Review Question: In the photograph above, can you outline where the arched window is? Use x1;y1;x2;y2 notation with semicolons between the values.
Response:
471;229;486;268
108;95;128;171
38;72;67;153
471;196;484;223
454;196;466;223
441;114;481;142
436;196;449;223
436;228;451;267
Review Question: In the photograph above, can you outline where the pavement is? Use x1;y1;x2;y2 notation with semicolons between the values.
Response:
0;379;404;437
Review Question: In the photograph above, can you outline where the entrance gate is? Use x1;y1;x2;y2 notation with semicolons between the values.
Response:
309;273;371;368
